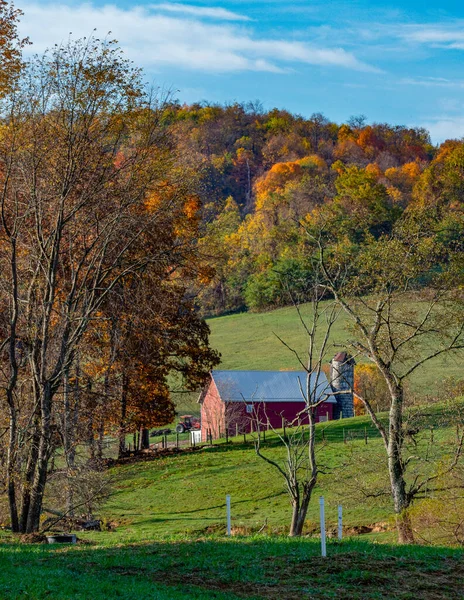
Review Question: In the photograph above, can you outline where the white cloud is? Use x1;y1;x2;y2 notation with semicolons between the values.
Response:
152;3;251;21
421;116;464;143
18;2;378;74
395;22;464;50
400;76;464;89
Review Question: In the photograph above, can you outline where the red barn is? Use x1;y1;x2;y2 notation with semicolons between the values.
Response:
198;370;337;442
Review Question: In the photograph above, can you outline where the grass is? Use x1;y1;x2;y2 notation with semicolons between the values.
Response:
95;407;460;542
1;411;464;598
206;302;463;398
0;537;463;599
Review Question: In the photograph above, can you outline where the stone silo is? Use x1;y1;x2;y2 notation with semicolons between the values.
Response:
330;351;355;419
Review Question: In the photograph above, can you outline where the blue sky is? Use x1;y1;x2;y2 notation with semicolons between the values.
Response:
16;0;464;142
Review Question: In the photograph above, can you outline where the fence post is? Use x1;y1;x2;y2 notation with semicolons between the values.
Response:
267;420;270;431
176;432;179;449
236;423;239;437
319;496;327;557
322;428;325;442
338;505;343;541
343;428;346;444
340;410;343;420
282;417;286;439
243;432;246;444
226;495;231;536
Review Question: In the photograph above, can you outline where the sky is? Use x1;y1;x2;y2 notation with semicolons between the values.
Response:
15;0;464;143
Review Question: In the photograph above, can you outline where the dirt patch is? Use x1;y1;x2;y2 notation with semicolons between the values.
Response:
19;533;47;544
109;565;148;576
150;553;464;599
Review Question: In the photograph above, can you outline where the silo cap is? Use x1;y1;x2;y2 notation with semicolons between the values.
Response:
332;351;355;364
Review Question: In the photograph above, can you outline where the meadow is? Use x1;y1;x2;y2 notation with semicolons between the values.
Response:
1;536;463;599
2;303;464;599
2;408;463;598
207;303;463;398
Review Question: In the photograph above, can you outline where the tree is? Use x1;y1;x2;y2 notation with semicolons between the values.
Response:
0;36;216;533
354;364;390;414
0;1;28;96
253;271;341;536
312;212;464;543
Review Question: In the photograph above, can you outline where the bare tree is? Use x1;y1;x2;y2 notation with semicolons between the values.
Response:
314;229;464;543
253;276;342;536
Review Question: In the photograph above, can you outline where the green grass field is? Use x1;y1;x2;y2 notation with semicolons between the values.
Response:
2;303;463;599
207;303;463;398
2;409;463;598
1;536;463;599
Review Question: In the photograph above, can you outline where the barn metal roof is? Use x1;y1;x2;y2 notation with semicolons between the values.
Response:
211;370;337;404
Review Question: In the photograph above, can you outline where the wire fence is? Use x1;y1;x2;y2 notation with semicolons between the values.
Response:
140;421;385;452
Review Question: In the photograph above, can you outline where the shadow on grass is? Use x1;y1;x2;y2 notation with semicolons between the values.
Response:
0;536;462;600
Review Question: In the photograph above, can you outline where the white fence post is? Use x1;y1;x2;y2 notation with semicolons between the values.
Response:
338;505;343;541
319;496;326;557
226;494;231;536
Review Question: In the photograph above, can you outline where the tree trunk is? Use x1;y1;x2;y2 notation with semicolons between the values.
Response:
118;374;129;458
396;510;414;544
97;419;104;461
289;501;302;537
19;420;40;532
25;385;53;533
387;384;414;544
6;407;19;532
63;369;76;516
141;428;150;450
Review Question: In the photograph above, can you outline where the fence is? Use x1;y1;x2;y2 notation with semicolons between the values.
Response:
153;422;385;449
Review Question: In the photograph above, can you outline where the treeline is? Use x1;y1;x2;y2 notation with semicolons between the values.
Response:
161;102;461;314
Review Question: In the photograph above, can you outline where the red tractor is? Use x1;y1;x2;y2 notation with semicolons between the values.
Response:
175;415;200;434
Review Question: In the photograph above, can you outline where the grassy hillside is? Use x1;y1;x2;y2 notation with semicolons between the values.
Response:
97;407;460;543
1;411;463;598
207;303;463;397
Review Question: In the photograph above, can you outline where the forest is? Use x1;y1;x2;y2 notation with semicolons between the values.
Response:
178;102;461;314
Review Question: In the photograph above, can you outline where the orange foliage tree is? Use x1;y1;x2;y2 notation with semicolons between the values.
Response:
354;364;391;415
0;37;218;533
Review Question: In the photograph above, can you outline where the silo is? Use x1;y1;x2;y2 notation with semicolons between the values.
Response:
330;351;355;419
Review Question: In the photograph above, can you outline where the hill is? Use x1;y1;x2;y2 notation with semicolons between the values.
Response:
1;410;463;598
206;302;463;398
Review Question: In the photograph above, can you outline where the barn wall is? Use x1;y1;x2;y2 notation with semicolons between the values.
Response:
225;400;334;435
201;376;336;441
200;379;225;442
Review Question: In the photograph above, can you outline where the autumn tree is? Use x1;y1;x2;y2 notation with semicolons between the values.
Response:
0;1;27;95
0;36;217;533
